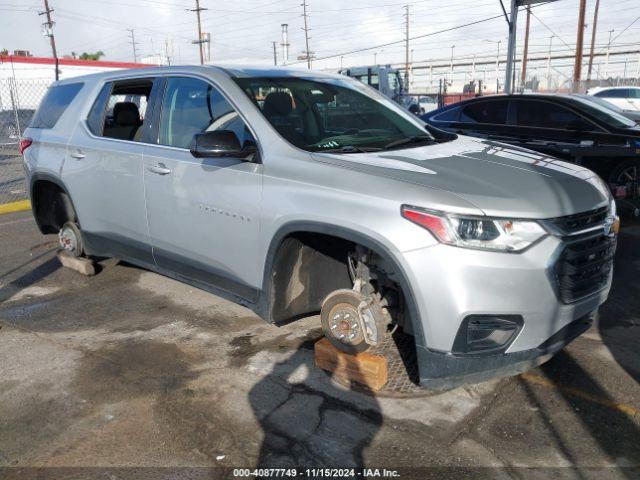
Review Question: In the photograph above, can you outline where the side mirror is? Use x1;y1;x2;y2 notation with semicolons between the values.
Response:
190;130;256;158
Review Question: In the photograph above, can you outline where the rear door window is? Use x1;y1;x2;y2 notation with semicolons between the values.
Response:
512;99;594;130
87;78;155;141
30;83;83;129
460;100;508;124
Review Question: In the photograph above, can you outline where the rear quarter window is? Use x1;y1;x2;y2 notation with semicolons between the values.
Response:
30;83;83;129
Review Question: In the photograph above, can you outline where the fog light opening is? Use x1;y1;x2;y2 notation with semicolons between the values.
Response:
453;315;523;355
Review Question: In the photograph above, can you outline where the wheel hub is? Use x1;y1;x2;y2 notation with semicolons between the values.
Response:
328;303;364;345
59;227;78;254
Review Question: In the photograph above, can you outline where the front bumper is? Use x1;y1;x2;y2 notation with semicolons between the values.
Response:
398;232;613;387
417;315;593;390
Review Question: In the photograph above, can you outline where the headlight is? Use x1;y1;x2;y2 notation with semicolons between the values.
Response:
402;206;547;252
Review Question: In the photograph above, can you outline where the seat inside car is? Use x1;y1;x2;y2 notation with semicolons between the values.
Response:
262;91;307;144
104;102;141;140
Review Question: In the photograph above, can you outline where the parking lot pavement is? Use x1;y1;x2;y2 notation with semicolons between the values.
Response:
0;154;28;205
0;210;639;478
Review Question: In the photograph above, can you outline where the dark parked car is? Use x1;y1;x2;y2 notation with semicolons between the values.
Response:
422;94;640;187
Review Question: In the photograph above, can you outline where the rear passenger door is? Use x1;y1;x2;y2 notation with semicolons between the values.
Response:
62;77;161;265
454;99;510;140
142;76;263;302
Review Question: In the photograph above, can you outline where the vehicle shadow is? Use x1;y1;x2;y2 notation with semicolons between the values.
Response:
0;255;60;304
248;341;383;475
597;222;640;384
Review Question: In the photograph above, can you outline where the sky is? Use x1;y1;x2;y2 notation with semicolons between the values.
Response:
1;0;639;89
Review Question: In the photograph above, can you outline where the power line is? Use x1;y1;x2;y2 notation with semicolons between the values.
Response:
603;15;640;50
289;11;507;65
529;9;573;52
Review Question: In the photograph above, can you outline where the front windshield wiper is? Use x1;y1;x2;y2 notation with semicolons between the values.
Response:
316;145;382;153
383;135;434;150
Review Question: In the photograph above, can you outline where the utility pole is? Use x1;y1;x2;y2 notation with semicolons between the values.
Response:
280;24;290;65
497;41;501;92
127;28;138;63
301;0;312;69
546;35;554;90
449;45;455;84
165;37;174;65
471;54;476;80
586;0;600;82
39;0;59;80
404;5;410;93
604;29;614;78
272;41;278;66
189;0;207;65
520;6;531;92
504;0;519;94
572;0;587;92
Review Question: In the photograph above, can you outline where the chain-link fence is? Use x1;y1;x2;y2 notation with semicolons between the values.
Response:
0;78;50;205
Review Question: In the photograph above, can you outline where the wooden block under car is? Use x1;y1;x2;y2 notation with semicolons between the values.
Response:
57;250;96;276
314;337;388;391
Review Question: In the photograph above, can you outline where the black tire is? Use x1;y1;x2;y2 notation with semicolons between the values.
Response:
320;289;386;354
608;159;640;185
58;221;84;258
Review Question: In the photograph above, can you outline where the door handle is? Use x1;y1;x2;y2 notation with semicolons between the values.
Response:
148;163;172;175
70;151;85;160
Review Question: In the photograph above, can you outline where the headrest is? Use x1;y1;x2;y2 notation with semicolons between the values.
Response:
113;102;140;126
263;92;293;117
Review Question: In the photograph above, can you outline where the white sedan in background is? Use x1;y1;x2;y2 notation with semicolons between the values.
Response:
587;86;640;112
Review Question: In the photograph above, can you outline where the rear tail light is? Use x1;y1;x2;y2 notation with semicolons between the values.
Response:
19;137;33;155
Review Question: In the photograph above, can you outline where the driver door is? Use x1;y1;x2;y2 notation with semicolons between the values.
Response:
143;75;263;302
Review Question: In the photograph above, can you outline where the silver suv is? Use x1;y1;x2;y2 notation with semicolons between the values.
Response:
22;66;618;389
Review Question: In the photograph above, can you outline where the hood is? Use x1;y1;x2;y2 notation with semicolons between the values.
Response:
310;136;611;219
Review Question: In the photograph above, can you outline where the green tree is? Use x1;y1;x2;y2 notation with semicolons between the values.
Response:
79;51;105;61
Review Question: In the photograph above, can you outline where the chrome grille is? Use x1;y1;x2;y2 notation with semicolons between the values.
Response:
548;206;609;236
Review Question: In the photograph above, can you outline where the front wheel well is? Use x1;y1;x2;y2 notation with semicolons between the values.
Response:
267;231;410;333
31;179;77;234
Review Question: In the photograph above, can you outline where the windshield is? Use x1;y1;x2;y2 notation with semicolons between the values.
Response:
570;95;638;128
233;76;432;152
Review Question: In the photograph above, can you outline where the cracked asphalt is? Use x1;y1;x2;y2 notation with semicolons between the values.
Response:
0;210;639;479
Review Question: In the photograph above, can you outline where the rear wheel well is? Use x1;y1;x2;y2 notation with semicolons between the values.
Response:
31;180;77;234
268;231;409;332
